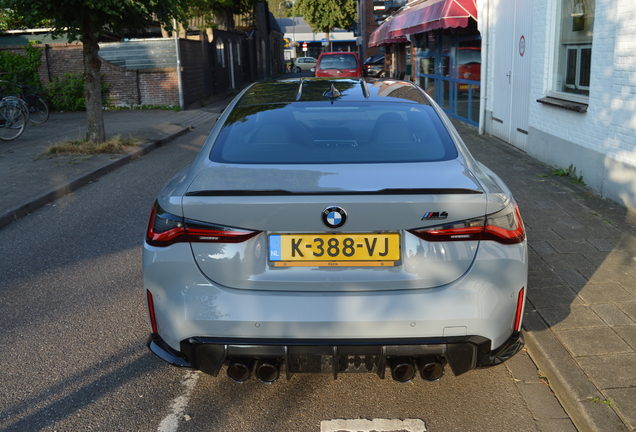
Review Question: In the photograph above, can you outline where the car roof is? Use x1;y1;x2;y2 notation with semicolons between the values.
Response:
318;51;359;57
236;78;431;106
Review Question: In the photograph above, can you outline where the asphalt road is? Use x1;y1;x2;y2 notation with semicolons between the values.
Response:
0;118;576;432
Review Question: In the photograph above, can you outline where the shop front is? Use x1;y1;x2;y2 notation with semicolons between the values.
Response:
369;0;480;126
415;23;481;126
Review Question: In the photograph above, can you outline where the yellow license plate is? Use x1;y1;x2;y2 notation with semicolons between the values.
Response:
269;233;400;267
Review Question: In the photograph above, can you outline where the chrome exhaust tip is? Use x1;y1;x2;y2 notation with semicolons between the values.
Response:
255;359;280;383
390;358;417;383
419;360;444;382
227;359;254;383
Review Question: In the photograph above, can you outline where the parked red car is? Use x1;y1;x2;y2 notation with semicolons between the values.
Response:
312;52;363;78
456;47;481;92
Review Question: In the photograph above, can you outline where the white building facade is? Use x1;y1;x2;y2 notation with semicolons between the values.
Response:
483;0;636;211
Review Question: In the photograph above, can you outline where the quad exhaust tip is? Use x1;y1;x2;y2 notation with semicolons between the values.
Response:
227;359;254;383
255;359;280;383
419;360;445;382
227;357;444;383
390;358;445;383
227;358;281;383
390;358;417;383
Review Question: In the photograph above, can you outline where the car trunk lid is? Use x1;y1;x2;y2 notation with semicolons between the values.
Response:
183;161;487;292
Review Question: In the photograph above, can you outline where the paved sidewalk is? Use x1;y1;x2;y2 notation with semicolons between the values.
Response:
454;120;636;432
0;98;232;229
1;96;635;432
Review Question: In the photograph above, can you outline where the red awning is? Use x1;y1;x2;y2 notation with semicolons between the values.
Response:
368;16;408;47
368;0;478;47
390;0;477;37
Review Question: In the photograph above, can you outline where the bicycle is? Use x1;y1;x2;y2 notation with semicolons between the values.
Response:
0;98;27;141
0;79;49;124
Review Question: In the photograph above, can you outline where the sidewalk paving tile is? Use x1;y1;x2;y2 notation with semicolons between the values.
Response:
591;303;636;326
603;388;636;431
526;286;583;309
577;283;635;304
555;328;633;356
577;353;636;388
538;305;607;330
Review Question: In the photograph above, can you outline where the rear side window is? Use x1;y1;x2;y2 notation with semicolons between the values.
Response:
210;103;457;165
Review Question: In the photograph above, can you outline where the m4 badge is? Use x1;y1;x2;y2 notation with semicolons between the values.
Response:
421;211;448;221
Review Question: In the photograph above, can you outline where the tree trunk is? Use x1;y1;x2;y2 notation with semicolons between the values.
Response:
81;30;106;143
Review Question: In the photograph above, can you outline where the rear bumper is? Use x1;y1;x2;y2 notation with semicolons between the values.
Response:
144;239;527;351
148;330;524;379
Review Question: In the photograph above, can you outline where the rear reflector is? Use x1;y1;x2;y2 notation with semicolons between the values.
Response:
146;290;158;334
513;287;525;331
146;201;260;247
408;201;525;245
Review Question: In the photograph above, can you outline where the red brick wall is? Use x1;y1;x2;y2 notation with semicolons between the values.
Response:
139;69;179;106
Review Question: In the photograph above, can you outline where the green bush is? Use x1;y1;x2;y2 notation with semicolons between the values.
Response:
0;43;42;92
45;72;110;112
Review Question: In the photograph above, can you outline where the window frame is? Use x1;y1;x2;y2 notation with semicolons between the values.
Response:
547;0;595;103
563;44;592;94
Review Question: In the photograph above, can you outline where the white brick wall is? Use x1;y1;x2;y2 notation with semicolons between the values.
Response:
530;0;636;153
524;0;636;210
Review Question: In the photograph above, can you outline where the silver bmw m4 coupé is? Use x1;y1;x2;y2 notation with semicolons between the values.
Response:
143;78;527;384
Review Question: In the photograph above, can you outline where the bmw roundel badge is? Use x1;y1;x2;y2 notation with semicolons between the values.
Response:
322;206;347;229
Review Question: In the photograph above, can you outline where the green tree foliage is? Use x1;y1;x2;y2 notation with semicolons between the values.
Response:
268;0;293;19
293;0;356;46
188;0;258;29
0;0;256;142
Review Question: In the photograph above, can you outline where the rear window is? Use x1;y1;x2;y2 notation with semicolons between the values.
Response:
318;54;359;70
210;103;457;165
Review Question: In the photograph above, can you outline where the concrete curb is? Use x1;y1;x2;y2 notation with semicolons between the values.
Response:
523;309;629;432
0;125;192;230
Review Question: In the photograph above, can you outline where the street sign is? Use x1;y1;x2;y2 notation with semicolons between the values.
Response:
302;42;307;52
321;38;327;46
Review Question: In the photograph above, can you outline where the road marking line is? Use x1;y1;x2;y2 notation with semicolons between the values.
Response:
321;418;426;432
157;370;200;432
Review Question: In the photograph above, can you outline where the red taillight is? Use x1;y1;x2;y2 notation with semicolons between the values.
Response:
146;203;187;247
513;287;525;331
408;202;525;245
146;202;260;247
185;222;260;243
146;290;158;333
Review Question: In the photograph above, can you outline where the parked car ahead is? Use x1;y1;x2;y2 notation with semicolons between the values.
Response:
312;52;362;77
364;54;386;77
144;77;528;384
293;56;316;73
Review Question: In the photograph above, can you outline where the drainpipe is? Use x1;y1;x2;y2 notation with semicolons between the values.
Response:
478;0;489;135
174;19;185;110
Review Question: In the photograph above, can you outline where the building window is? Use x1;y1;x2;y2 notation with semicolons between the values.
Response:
553;0;594;97
217;40;225;68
